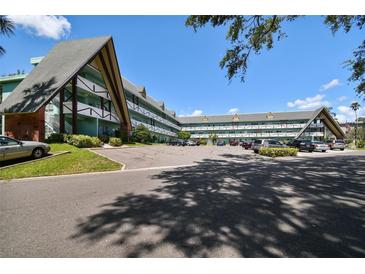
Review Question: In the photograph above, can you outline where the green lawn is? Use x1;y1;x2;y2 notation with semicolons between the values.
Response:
0;143;121;180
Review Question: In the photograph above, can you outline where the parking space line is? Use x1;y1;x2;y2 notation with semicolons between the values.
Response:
122;163;198;172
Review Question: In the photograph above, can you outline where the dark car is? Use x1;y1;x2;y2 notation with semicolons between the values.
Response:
242;141;253;150
288;139;315;152
177;139;187;146
167;140;178;146
229;140;239;146
217;140;226;146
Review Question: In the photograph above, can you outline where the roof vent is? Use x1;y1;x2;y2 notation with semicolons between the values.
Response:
266;112;274;120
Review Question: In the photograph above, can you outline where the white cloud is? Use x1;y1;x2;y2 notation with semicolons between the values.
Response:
287;94;330;110
228;108;239;114
8;15;71;40
179;109;203;117
337;96;347;102
320;79;341;91
336;105;365;122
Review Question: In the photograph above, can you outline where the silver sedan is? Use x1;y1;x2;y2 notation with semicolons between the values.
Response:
0;135;51;161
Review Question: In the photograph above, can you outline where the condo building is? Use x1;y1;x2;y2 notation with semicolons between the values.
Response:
0;36;345;142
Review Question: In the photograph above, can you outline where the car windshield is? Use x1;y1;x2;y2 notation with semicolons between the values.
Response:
312;141;324;144
335;140;344;143
254;140;262;144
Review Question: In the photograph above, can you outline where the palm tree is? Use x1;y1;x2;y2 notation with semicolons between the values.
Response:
350;101;361;146
0;15;15;56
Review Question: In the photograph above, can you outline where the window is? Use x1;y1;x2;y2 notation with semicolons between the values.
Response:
0;85;2;103
0;136;19;146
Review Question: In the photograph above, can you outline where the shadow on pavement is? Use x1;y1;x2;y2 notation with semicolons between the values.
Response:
71;154;365;257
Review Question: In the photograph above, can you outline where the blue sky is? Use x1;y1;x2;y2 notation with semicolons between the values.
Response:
1;15;364;121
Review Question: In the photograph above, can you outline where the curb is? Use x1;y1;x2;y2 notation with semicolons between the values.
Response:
88;149;126;170
0;151;70;170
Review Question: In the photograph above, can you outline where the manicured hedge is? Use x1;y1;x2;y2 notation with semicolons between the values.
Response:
45;133;65;143
109;137;122;147
259;147;298;157
199;138;207;145
64;134;102;148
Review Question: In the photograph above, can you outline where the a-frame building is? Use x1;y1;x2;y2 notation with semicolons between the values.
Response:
0;36;131;141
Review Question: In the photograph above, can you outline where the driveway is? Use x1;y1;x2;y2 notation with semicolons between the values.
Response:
1;146;365;257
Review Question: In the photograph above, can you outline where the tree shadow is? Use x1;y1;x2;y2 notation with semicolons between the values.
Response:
71;154;365;257
4;77;57;113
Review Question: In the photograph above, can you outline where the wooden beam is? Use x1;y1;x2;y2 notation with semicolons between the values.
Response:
59;88;65;134
71;77;77;134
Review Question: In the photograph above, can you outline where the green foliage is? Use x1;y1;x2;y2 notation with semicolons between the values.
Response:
109;137;122;147
186;15;365;97
132;124;151;144
259;147;298;157
357;140;365;148
45;133;65;143
98;134;110;143
0;143;121;180
177;131;191;140
209;133;218;144
0;16;15;56
199;138;207;145
64;134;102;148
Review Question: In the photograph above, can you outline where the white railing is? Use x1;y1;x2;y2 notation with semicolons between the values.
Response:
131;118;177;137
63;101;119;124
181;123;308;132
76;75;111;101
127;100;181;131
190;131;301;139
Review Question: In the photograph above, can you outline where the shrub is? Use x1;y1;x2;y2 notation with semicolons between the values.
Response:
199;138;207;145
177;131;191;140
357;140;365;148
64;134;102;148
99;134;110;143
109;137;122;147
259;147;298;157
45;133;64;143
132;124;151;143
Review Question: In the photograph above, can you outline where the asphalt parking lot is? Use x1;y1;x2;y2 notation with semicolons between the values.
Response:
95;145;363;170
1;145;365;257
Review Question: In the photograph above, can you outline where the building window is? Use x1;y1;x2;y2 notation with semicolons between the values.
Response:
0;85;2;103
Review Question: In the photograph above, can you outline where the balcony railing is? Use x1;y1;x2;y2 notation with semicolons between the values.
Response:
190;132;301;139
181;123;309;132
63;101;119;123
127;100;181;131
76;75;111;101
131;118;177;137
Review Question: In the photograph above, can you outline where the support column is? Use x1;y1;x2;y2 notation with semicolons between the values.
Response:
59;88;65;134
71;77;77;134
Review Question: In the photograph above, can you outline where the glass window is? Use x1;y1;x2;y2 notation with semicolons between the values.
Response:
0;136;19;146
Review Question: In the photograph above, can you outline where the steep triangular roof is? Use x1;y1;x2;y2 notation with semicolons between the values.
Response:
295;106;345;139
0;36;131;129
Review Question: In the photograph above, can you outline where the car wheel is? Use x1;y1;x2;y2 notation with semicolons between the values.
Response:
322;150;326;152
341;148;344;151
32;147;45;159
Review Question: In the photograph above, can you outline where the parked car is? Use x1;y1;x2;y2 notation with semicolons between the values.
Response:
327;139;345;150
312;141;330;152
229;140;239;146
216;140;226;146
186;140;197;146
288;139;315;152
242;141;253;150
0;135;50;161
176;139;187;146
167;140;178;146
252;139;287;153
